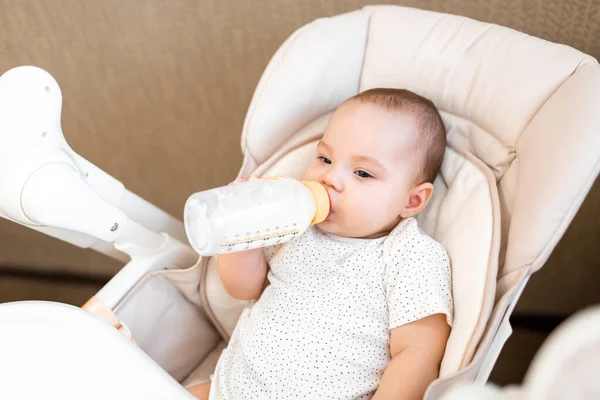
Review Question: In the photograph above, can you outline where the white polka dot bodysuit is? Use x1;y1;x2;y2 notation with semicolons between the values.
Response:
209;217;453;400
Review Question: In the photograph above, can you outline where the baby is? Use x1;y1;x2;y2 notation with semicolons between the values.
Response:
189;88;453;400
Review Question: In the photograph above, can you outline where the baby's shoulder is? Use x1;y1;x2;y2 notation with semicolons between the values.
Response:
383;218;448;268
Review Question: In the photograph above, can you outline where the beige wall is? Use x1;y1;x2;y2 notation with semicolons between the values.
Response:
0;0;599;314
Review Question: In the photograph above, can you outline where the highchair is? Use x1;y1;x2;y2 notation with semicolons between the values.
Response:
0;5;599;400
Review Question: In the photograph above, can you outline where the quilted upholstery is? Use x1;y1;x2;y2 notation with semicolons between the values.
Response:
202;4;600;397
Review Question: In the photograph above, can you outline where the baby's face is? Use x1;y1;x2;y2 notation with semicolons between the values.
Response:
302;101;422;238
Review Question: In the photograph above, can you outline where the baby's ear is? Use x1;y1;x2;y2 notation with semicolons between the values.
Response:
399;182;434;218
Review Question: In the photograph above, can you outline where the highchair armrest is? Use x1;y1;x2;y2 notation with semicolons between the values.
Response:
0;301;197;400
0;152;190;264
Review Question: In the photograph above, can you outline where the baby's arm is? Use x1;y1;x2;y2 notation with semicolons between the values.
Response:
372;313;450;400
218;249;268;300
217;175;269;301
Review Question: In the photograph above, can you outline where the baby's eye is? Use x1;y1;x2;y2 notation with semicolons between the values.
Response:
356;170;373;179
318;156;332;165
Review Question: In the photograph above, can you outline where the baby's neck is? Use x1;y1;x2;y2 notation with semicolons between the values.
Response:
362;230;390;239
363;217;405;239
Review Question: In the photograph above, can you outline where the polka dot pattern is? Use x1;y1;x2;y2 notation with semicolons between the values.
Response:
213;217;453;399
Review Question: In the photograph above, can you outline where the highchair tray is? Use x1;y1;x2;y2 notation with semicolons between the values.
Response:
0;301;195;400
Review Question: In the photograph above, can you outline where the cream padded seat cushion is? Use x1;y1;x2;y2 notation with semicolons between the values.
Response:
205;3;600;391
181;341;227;388
106;5;600;396
417;148;499;373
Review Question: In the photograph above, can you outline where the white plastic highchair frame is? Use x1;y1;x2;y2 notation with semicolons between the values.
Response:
1;4;600;400
0;66;201;399
0;66;198;308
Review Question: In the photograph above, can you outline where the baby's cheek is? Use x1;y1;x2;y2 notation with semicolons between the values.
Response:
300;167;315;181
367;196;396;224
347;195;379;226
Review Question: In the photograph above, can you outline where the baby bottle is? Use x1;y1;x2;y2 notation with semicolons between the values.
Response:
184;177;330;256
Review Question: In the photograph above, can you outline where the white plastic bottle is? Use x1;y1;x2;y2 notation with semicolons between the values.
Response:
184;177;330;256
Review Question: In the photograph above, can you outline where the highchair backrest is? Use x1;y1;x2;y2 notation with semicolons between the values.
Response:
201;4;600;397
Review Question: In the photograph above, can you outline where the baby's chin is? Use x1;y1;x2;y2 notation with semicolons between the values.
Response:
316;220;383;239
315;218;352;237
317;215;396;239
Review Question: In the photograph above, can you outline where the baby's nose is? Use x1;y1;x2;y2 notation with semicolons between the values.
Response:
321;171;344;193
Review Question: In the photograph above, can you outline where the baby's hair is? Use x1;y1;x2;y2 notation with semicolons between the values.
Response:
350;88;446;184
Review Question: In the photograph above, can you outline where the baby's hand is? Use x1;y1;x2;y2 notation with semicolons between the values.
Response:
229;174;262;185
